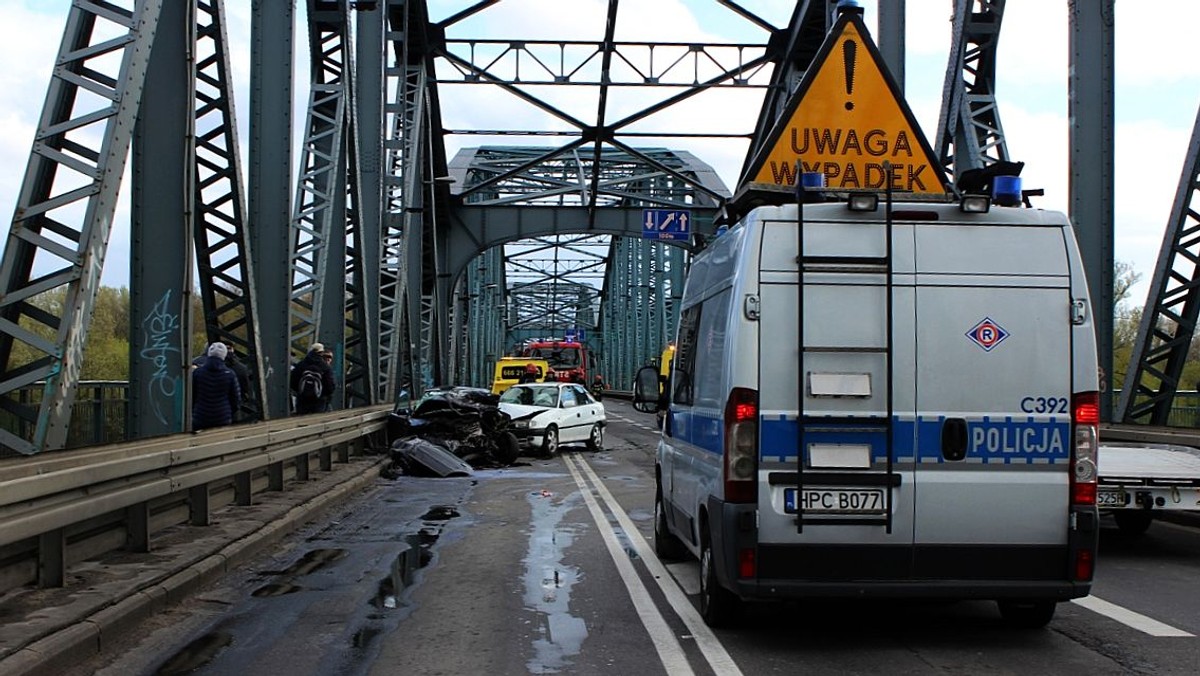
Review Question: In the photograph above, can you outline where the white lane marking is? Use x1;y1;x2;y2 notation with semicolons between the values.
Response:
1071;595;1195;637
560;455;696;675
664;562;701;596
570;454;744;676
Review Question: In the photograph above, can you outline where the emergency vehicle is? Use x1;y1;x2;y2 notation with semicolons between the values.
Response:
491;357;550;394
651;4;1099;629
519;339;591;383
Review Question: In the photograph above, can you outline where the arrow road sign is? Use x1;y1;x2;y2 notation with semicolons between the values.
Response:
642;209;691;241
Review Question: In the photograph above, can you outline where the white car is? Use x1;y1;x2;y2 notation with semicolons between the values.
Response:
497;382;605;455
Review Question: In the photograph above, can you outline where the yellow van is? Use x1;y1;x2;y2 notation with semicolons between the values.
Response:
491;357;550;394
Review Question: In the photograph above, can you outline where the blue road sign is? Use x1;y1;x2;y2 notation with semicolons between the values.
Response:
642;209;691;241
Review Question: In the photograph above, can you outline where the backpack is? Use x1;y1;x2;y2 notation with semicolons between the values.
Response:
297;367;324;403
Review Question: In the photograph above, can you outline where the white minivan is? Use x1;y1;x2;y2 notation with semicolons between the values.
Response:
652;194;1100;628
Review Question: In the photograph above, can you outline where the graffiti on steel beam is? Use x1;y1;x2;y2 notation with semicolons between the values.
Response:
140;289;182;425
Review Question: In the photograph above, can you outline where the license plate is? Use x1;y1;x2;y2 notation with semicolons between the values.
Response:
1097;488;1126;508
784;487;885;514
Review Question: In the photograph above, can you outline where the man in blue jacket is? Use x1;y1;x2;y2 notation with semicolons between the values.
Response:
192;342;241;430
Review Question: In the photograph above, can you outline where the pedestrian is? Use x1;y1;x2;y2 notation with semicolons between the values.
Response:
290;342;336;414
221;342;252;421
192;342;240;430
320;348;336;411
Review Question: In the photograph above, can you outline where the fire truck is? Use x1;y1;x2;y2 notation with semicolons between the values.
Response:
519;340;591;384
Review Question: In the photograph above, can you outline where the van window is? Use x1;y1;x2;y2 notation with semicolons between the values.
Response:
694;289;731;409
674;305;701;406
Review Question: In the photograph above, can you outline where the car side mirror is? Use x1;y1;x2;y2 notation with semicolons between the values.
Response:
632;365;661;413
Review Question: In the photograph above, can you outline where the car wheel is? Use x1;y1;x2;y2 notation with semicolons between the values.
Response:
493;432;520;465
1113;511;1153;536
654;488;686;561
586;424;604;452
541;425;559;456
699;530;739;627
997;600;1056;629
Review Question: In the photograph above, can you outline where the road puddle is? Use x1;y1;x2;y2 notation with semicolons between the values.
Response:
372;504;462;611
250;583;302;598
154;631;232;675
523;490;587;673
258;548;347;577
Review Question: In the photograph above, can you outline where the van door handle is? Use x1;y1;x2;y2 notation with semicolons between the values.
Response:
941;418;968;461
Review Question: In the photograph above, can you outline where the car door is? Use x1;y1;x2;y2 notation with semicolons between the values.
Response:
557;386;583;442
912;223;1073;578
572;384;603;428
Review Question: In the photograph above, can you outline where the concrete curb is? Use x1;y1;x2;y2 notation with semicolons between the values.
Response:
1;458;384;676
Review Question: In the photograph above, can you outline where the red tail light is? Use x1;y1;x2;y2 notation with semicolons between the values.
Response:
738;548;756;578
1071;392;1099;506
1074;548;1094;581
724;388;758;503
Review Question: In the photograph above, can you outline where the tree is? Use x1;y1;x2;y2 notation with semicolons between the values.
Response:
1111;261;1143;393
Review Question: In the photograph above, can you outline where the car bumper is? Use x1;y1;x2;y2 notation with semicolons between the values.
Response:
509;426;547;448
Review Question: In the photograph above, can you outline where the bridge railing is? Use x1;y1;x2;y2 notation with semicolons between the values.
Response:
0;405;391;594
0;382;129;456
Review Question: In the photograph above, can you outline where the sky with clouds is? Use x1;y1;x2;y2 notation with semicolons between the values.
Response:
0;0;1197;307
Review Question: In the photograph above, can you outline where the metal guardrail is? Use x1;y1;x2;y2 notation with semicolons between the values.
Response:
0;405;392;591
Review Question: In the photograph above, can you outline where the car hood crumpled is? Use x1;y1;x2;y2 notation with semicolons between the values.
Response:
497;403;547;421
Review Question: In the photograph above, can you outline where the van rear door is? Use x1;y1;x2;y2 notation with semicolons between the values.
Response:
755;214;917;580
912;222;1072;579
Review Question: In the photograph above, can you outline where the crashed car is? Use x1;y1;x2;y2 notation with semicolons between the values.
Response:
497;382;605;456
387;386;520;475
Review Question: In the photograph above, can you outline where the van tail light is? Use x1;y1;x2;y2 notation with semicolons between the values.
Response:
1070;391;1099;506
738;548;756;578
1074;548;1094;581
724;387;758;503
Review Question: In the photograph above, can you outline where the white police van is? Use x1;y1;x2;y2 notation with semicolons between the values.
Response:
652;191;1101;628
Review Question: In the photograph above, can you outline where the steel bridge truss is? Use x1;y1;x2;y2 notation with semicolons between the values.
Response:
935;0;1010;179
0;0;1144;452
191;0;267;422
0;0;164;454
1118;110;1200;424
450;144;725;388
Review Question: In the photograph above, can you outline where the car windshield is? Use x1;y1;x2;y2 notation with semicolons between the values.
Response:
499;386;558;407
527;347;580;369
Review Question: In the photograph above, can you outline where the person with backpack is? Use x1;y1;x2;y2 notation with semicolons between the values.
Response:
192;342;241;430
290;343;336;414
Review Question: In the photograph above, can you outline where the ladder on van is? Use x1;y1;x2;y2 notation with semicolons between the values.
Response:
793;190;898;534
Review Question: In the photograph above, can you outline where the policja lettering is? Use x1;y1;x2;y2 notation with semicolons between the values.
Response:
970;425;1066;456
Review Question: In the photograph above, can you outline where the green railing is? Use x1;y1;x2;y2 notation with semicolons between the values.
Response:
0;382;129;456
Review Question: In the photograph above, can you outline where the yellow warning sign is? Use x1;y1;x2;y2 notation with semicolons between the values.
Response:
746;15;948;195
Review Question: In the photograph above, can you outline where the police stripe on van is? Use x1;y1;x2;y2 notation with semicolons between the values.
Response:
758;414;1070;465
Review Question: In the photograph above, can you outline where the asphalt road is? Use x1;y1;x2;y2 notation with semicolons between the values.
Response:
66;403;1200;675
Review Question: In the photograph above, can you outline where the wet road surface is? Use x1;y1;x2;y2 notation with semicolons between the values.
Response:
64;406;1200;675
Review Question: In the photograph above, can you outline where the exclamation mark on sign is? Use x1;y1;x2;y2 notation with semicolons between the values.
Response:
843;39;857;111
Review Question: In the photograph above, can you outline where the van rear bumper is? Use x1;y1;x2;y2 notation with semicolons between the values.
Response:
735;577;1090;601
709;499;1093;602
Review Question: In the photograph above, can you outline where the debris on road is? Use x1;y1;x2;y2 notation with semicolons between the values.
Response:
385;386;523;477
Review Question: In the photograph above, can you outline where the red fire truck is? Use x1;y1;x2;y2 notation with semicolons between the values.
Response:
519;340;591;384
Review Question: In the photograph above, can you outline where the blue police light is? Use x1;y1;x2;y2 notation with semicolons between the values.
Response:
993;175;1022;207
836;0;864;16
795;172;827;204
715;224;730;238
799;172;826;190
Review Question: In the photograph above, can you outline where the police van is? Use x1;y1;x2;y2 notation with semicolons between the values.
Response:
651;191;1100;628
648;2;1099;629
